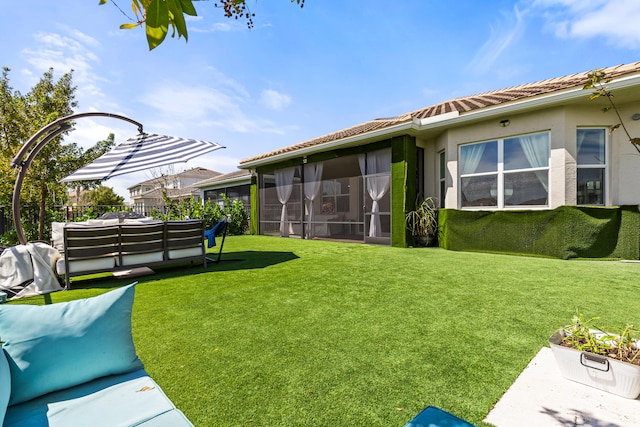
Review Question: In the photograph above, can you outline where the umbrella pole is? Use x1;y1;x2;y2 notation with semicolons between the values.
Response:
10;112;143;245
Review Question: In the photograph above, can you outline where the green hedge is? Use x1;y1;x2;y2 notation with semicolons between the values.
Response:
439;205;640;260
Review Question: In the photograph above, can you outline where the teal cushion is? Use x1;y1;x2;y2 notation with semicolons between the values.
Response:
0;346;10;424
0;283;143;406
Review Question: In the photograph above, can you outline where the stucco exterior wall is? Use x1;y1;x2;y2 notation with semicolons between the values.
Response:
422;103;640;210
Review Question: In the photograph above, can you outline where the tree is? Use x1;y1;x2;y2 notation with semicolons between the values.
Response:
0;68;78;241
584;69;640;155
66;133;117;203
81;185;125;207
0;68;123;242
21;69;79;240
0;67;27;207
100;0;305;50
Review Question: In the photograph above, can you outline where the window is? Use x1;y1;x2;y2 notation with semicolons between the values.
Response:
322;179;350;214
577;128;606;205
416;147;425;200
459;132;549;208
438;150;446;208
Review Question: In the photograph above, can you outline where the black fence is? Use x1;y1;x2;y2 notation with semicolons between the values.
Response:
0;204;168;237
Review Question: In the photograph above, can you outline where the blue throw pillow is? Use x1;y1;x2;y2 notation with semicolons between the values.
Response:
0;283;143;406
0;346;10;424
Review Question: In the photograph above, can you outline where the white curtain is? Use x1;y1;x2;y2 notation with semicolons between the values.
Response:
303;162;323;238
460;143;486;175
359;149;391;238
576;130;587;159
519;133;549;190
275;167;296;237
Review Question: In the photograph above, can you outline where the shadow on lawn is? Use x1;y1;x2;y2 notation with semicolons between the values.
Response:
206;250;300;271
67;250;299;290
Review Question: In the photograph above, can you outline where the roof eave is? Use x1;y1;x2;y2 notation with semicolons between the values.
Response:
194;175;251;189
239;121;417;169
240;73;640;170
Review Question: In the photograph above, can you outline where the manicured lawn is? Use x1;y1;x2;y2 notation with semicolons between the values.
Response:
15;236;640;426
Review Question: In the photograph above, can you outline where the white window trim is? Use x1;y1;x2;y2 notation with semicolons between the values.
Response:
459;131;550;210
577;127;609;206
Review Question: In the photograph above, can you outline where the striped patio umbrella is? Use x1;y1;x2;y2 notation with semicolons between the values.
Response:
61;133;224;182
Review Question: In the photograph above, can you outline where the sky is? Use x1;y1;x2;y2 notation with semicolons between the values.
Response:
1;0;640;201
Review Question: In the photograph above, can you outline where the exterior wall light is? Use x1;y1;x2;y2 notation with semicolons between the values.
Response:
499;119;510;127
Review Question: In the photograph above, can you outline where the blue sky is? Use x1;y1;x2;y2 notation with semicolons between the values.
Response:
2;0;640;199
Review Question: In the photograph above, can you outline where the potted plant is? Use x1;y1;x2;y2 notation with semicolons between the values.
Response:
405;196;438;247
549;313;640;398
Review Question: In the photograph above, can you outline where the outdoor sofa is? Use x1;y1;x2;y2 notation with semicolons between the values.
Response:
0;283;194;426
52;219;206;287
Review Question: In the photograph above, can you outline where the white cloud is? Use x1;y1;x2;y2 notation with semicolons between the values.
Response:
138;76;291;135
22;29;105;100
534;0;640;49
468;5;527;73
260;89;292;111
68;118;138;150
191;22;235;33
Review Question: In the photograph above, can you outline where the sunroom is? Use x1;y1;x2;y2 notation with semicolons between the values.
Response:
255;145;405;245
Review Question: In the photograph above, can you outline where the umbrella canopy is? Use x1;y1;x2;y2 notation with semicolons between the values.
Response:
61;133;224;182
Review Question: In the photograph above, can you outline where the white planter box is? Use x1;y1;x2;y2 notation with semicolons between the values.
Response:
549;329;640;399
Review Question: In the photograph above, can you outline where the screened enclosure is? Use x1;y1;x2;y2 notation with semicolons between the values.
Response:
258;149;392;244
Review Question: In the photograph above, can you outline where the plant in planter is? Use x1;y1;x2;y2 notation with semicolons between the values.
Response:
549;312;640;398
405;196;438;247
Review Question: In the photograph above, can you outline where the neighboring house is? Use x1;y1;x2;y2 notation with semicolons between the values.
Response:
128;167;221;214
239;62;640;247
194;169;252;214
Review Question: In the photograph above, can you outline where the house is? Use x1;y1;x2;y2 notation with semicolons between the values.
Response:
238;62;640;252
194;169;252;215
128;167;221;215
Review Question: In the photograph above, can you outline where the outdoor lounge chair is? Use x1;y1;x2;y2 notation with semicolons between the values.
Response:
204;218;228;263
403;406;475;427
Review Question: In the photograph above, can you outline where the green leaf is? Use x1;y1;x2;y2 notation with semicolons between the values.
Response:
99;0;108;5
146;0;170;50
180;0;197;16
120;23;139;29
167;0;188;40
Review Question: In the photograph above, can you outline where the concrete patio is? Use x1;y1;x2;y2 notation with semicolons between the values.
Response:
485;347;640;426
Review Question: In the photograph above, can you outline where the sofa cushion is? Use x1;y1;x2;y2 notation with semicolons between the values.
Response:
168;247;203;260
0;346;10;425
118;251;164;267
3;369;193;427
86;218;121;226
0;283;143;406
55;256;117;276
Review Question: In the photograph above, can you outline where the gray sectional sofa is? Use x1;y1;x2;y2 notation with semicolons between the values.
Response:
52;219;206;287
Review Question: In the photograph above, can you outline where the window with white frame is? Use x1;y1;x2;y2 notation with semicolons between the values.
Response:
459;131;550;208
577;128;606;205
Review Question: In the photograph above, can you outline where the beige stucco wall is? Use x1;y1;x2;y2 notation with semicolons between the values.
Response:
419;101;640;210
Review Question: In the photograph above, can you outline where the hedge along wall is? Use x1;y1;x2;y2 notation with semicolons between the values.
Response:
439;205;640;260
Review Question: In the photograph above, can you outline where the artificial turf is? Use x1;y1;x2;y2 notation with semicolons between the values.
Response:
13;236;640;426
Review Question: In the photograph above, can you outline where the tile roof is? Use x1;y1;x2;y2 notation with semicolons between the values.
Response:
194;168;251;187
129;167;220;187
240;62;640;165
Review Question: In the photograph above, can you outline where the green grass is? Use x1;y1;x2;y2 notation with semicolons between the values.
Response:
13;236;640;426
